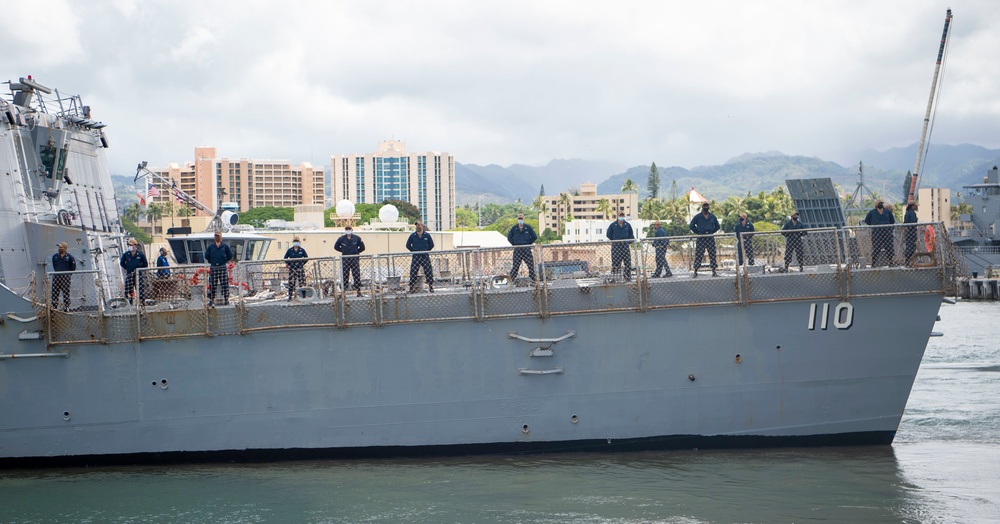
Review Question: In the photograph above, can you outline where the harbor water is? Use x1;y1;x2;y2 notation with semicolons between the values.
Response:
1;301;997;523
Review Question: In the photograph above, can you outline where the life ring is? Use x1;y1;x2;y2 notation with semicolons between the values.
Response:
923;225;935;252
190;267;209;286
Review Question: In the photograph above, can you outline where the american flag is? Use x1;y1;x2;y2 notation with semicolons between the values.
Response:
147;183;161;199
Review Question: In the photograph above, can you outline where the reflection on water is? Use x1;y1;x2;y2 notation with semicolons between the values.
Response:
0;302;998;523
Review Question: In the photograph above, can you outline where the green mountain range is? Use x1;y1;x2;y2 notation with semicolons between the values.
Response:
458;143;1000;205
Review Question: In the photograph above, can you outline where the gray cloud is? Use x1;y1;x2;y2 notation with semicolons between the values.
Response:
7;0;999;176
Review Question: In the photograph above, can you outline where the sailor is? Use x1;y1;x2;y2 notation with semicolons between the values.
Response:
334;226;366;297
734;213;755;267
781;212;808;272
903;202;919;266
204;231;234;306
120;239;148;305
156;247;171;278
650;220;672;278
864;199;896;267
50;242;77;310
507;213;538;282
406;221;435;293
283;236;309;301
606;212;635;281
689;203;720;277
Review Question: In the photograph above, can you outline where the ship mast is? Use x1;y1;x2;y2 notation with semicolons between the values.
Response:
908;8;953;204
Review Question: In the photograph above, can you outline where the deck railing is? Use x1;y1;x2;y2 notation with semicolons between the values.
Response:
40;223;961;345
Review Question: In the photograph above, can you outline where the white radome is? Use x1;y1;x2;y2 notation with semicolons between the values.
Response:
335;200;355;219
379;204;399;224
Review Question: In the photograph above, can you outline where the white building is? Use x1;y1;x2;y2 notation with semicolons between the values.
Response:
562;218;655;243
330;140;456;231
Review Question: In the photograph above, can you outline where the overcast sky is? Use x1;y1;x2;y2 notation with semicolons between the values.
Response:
6;0;999;176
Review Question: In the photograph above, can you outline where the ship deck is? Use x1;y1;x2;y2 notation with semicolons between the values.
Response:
35;224;961;345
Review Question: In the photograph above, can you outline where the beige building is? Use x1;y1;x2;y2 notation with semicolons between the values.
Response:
917;187;951;225
330;140;456;231
538;182;638;234
149;146;324;216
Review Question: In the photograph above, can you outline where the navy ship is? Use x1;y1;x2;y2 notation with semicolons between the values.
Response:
0;76;963;468
953;166;1000;277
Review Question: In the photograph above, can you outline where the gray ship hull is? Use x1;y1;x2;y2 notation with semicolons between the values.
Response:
0;287;939;467
0;76;956;468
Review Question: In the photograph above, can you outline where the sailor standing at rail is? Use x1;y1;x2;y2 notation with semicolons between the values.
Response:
689;203;720;277
406;221;435;293
507;213;538;283
650;220;672;278
50;242;76;310
864;199;896;267
335;226;366;297
781;212;808;272
120;239;148;305
606;212;635;281
284;236;308;301
734;213;755;267
204;231;233;306
156;247;171;278
903;202;919;266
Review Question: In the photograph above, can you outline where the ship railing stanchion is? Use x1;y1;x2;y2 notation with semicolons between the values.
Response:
841;228;854;300
537;245;547;318
44;274;53;347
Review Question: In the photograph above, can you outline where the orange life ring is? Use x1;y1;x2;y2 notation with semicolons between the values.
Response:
923;225;935;252
190;267;209;286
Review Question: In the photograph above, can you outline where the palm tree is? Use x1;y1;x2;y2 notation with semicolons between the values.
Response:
621;178;638;197
161;201;175;227
177;206;193;218
621;178;639;216
123;203;142;224
558;192;572;234
146;203;163;236
639;198;666;220
596;198;612;219
530;195;548;215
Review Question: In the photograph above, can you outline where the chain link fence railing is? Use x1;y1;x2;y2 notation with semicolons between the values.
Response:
474;246;543;319
540;241;642;315
35;228;963;346
44;270;105;345
136;265;210;340
233;258;338;332
842;224;948;297
377;250;478;323
640;235;741;309
743;228;844;303
339;255;379;326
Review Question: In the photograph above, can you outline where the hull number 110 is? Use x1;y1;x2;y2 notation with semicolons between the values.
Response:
807;302;854;330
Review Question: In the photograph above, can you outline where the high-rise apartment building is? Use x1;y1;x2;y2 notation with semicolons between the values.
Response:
538;182;638;234
149;146;324;215
330;140;456;231
917;187;951;224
